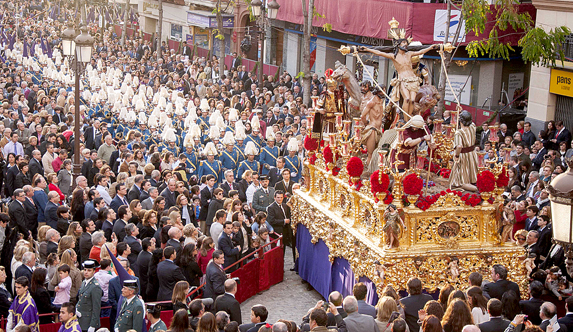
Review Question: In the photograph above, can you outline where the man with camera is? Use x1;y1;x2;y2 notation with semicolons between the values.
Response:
302;300;348;332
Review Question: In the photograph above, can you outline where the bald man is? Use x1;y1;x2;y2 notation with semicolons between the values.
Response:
44;191;60;228
214;278;241;324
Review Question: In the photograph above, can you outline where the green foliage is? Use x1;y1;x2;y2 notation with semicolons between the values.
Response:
312;6;325;19
520;26;572;67
296;71;305;79
251;61;259;75
274;63;281;81
462;0;569;65
322;23;332;33
213;29;225;40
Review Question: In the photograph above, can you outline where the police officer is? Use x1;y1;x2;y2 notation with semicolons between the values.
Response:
114;279;145;332
76;260;102;332
147;304;167;332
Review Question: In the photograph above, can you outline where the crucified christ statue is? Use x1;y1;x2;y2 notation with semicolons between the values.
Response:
357;41;439;117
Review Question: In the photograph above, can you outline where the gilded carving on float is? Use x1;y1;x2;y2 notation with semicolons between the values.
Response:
292;160;528;296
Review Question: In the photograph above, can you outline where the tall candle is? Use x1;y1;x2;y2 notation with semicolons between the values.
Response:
433;119;443;133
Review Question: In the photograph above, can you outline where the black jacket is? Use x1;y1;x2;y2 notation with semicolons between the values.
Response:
127;185;141;202
199;186;213;221
23;198;38;235
219;232;240;270
274;180;294;196
112;219;127;242
400;293;434;332
136;250;152;301
266;201;291;234
483;279;521;300
220;181;239;198
215;293;242;324
558;313;573;332
204;261;226;301
206;198;224;228
478;317;511;332
14;171;31;188
0;286;11;319
31;286;59;324
79;231;92;264
8;200;27;236
44;201;59;229
15;264;33;283
28;158;44;179
268;167;283;187
519;297;544;325
156;259;186;301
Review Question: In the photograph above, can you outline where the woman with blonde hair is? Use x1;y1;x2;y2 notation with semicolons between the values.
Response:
37;225;53;264
11;245;30;289
375;296;400;332
100;242;117;263
141;210;159;239
169;210;185;231
66;221;82;257
183;224;199;246
57;235;76;256
50;249;82;303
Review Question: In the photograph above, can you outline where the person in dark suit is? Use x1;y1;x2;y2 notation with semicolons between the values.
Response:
112;206;130;242
526;230;543;267
266;191;295;265
156;246;186;301
127;175;144;202
22;186;38;239
206;189;225;236
353;282;376;318
558;297;573;332
539;302;567;332
110;184;129;214
14;162;31;189
483;264;521;300
4;162;20;198
214;279;242;324
524;205;539;232
166;227;182;253
400;278;433;332
218;222;241;271
15;252;35;284
204;250;227;302
268;163;284;188
44;191;60;229
84;121;101;150
199;175;216;231
220;171;239;198
46;229;60;256
109;141;127;174
160;179;178;209
478;298;510;332
28;150;44;179
8;189;28;236
181;41;192;58
519;281;544;325
136;238;154;301
553;120;572;150
244;305;268;332
274;169;294;196
124;224;143;272
79;219;95;264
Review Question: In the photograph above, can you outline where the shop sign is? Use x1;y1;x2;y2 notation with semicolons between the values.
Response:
550;68;573;98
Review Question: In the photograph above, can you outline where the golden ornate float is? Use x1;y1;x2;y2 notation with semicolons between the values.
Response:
291;153;528;295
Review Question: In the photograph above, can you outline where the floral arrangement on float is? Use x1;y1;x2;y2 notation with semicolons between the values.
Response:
304;136;319;165
346;157;364;190
370;170;393;204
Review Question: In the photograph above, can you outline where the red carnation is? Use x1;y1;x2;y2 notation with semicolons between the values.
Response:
371;171;390;194
323;145;333;164
304;136;319;151
346;157;364;178
496;167;509;188
403;173;424;196
332;167;340;176
383;192;394;204
309;154;317;165
476;170;496;192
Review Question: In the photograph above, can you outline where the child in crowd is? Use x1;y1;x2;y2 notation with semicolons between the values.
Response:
53;264;71;306
546;266;563;300
45;253;59;296
258;227;271;253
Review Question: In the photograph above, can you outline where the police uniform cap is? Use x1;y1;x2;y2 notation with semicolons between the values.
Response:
123;279;138;289
147;303;162;313
82;260;98;269
260;175;268;181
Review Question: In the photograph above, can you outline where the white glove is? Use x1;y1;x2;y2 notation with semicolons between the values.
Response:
6;312;13;332
88;327;95;332
76;310;82;318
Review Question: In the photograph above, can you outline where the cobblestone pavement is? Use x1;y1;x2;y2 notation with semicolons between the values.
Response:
239;247;324;325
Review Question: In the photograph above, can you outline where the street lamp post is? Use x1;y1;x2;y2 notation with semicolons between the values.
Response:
61;26;94;189
548;158;573;276
251;0;279;92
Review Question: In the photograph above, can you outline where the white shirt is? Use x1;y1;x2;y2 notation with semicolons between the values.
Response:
97;185;113;206
210;222;224;249
246;183;261;205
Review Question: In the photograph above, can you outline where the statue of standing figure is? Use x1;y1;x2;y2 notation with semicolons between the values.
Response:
358;18;440;117
450;110;479;191
382;204;406;249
